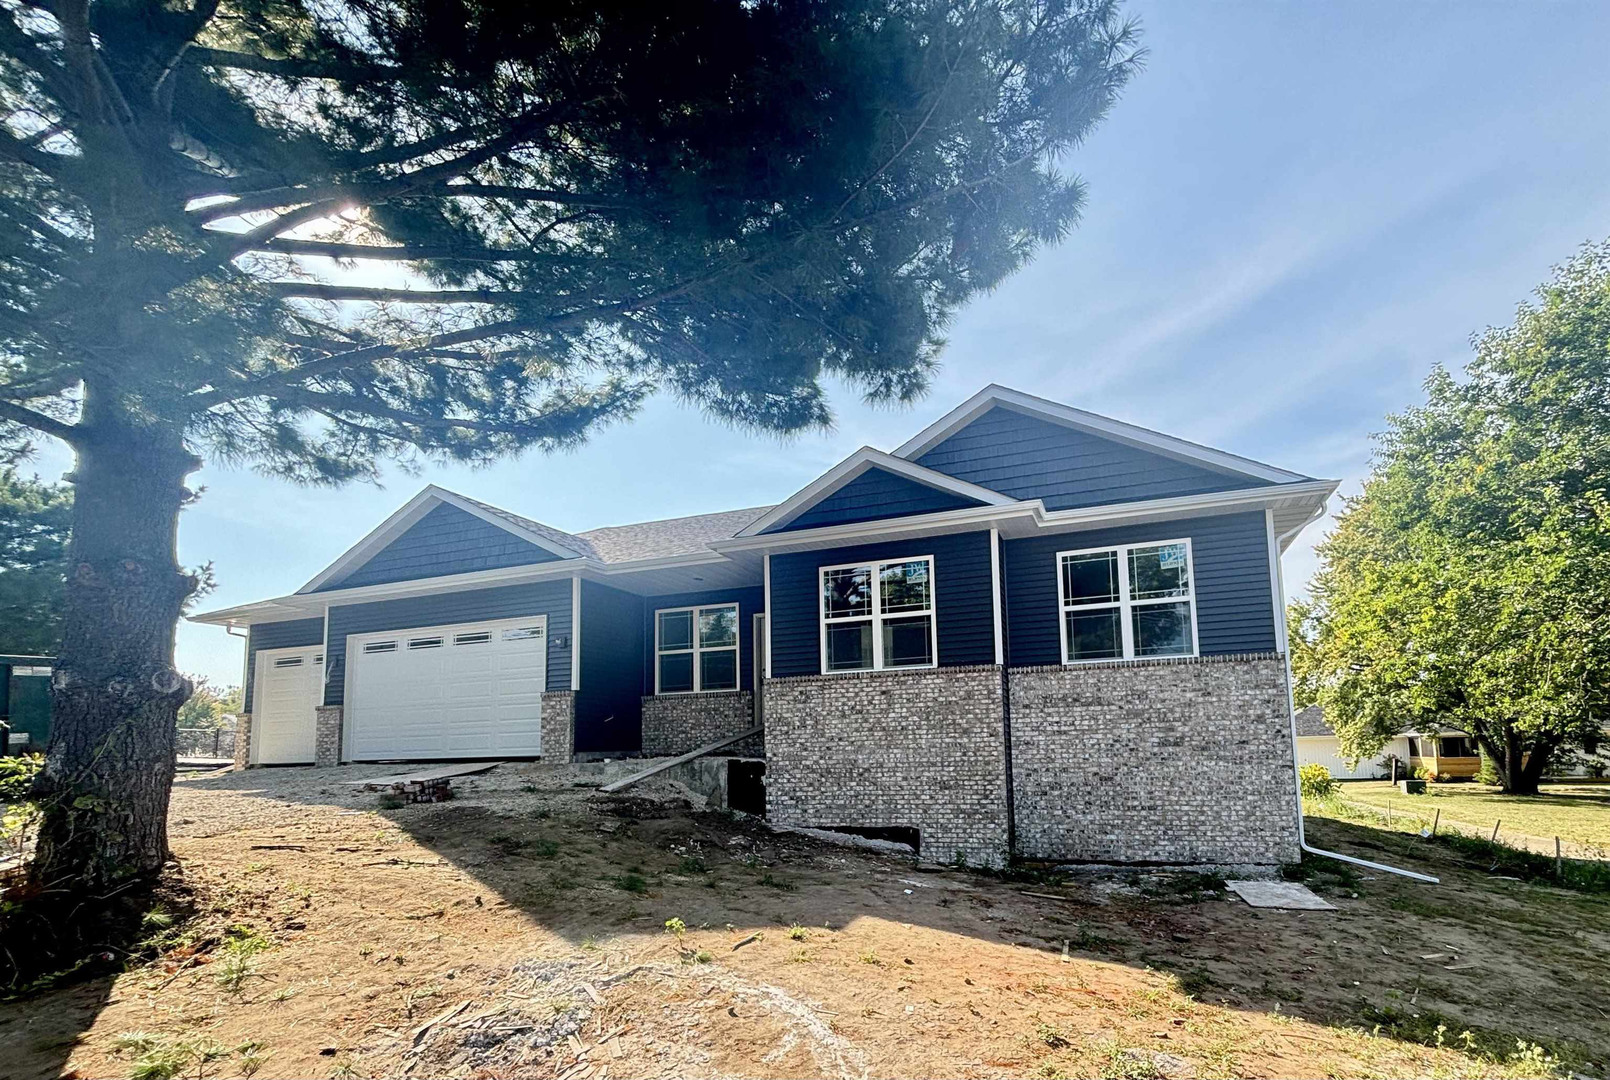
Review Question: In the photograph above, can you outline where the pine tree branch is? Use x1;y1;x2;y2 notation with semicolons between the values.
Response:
184;46;398;82
265;282;518;304
255;237;564;262
0;398;78;444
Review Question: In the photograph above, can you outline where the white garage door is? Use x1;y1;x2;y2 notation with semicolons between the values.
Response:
253;647;323;764
346;616;547;761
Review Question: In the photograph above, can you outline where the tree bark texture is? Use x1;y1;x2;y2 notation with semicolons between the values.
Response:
25;402;199;899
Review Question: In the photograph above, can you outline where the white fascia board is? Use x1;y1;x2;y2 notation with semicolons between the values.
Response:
893;384;1311;484
295;484;584;595
716;478;1339;555
194;547;740;626
735;446;1013;537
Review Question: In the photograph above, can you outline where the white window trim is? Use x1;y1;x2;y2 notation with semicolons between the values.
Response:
817;554;939;675
654;602;741;694
1057;538;1200;664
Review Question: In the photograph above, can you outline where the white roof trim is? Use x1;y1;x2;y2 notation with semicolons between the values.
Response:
295;484;583;594
892;384;1311;484
715;478;1339;554
735;447;1014;537
193;479;1338;627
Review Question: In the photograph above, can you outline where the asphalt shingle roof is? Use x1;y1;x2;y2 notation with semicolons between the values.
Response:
1293;705;1333;738
576;506;774;563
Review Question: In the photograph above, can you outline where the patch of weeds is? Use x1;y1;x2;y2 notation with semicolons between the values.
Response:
376;793;405;810
530;839;560;858
331;1056;362;1079
1035;1021;1071;1049
693;949;713;964
663;917;687;939
1098;1047;1162;1080
789;948;813;963
1256;978;1303;1003
1357;1005;1580;1074
271;986;298;1003
237;1043;269;1077
580;936;600;951
758;872;795;891
678;855;707;873
1168;967;1217;999
140;905;175;932
1141;872;1225;901
113;1032;161;1055
858;951;884;967
488;833;526;855
215;925;272;993
117;1035;229;1080
521;783;540;794
242;862;269;875
1037;1065;1068;1080
612;872;649;894
1281;851;1362;892
787;923;809;941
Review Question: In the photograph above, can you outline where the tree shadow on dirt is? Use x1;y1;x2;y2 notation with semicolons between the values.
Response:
4;761;1608;1078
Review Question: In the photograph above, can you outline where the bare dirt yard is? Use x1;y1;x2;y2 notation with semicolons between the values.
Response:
2;761;1606;1080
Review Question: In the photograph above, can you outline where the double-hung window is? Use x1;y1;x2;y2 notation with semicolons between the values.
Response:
655;604;739;693
1058;539;1196;663
820;555;936;672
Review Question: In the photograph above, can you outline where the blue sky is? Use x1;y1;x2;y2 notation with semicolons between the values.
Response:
32;1;1610;687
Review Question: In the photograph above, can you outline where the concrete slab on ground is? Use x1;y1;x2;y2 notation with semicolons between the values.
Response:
343;761;504;787
1226;880;1336;910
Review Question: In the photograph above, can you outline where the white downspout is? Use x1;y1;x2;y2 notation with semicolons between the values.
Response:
1276;505;1439;884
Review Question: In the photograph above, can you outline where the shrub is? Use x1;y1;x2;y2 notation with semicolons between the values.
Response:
1297;763;1336;799
0;754;42;802
1413;766;1434;781
1476;751;1500;786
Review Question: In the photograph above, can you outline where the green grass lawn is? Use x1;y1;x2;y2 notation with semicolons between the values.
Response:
1334;779;1610;848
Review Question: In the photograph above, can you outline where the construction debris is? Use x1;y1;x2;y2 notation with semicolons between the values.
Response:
1225;880;1336;910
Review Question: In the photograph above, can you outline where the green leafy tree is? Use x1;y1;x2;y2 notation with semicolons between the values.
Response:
0;0;1141;921
1307;242;1610;794
175;678;242;730
0;468;70;655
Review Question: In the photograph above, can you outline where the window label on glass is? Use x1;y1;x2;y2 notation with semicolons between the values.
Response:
1158;543;1187;569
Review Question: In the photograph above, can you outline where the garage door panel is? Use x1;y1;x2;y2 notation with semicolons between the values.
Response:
347;616;546;761
253;648;323;764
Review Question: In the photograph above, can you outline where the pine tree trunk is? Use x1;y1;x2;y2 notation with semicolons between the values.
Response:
25;406;200;899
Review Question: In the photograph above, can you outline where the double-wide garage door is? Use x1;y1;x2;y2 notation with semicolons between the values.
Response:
346;615;548;761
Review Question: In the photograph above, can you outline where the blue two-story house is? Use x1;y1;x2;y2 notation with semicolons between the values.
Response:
193;385;1336;868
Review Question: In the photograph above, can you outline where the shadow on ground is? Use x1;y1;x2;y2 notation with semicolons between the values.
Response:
3;760;1607;1079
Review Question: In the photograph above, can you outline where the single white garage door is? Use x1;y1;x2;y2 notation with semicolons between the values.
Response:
346;616;547;761
252;646;324;764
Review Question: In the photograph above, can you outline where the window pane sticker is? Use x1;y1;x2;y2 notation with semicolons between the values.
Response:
1158;543;1187;570
502;626;544;641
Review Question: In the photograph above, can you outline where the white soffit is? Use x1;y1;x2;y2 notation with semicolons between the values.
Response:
736;446;1014;537
893;384;1311;485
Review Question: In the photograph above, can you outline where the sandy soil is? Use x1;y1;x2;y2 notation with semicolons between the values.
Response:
1;760;1605;1080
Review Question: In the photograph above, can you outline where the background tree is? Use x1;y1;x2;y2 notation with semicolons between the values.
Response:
175;678;242;731
0;467;69;655
0;0;1141;927
1305;241;1610;794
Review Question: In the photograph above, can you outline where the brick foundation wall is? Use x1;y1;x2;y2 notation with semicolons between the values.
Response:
1008;653;1300;866
641;691;760;757
764;665;1009;866
541;691;574;763
234;713;252;769
314;705;343;767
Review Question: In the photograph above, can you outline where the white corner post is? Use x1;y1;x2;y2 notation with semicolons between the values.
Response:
570;575;582;692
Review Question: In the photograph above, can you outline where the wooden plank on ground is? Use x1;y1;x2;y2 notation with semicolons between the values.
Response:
344;761;505;787
598;728;761;794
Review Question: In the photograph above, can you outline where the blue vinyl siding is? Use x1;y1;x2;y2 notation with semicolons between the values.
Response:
323;579;573;705
317;502;564;591
769;532;995;677
577;581;645;753
770;467;983;533
643;586;765;694
1001;511;1277;665
243;616;325;713
917;406;1272;510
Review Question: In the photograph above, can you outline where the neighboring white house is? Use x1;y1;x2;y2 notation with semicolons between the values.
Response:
1294;705;1410;780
